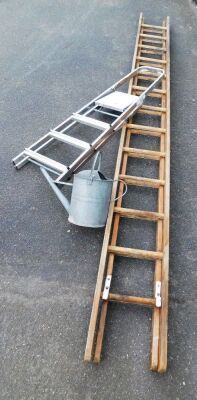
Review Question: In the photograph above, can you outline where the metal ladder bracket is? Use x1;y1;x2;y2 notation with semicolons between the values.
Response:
102;275;112;300
155;281;162;308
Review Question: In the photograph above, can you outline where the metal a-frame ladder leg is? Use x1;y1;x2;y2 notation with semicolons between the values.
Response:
84;13;170;373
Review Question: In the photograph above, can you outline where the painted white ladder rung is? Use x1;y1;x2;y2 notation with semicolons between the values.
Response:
72;113;110;131
49;130;90;150
23;149;68;173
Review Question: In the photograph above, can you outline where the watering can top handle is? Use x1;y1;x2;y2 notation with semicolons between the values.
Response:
90;153;128;201
90;151;102;175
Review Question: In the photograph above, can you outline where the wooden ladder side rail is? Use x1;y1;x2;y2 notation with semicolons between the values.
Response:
89;14;146;364
149;17;170;373
150;18;167;372
93;25;144;364
158;15;170;374
84;12;144;363
133;16;170;372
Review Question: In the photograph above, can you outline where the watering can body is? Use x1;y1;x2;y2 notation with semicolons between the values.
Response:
68;170;113;227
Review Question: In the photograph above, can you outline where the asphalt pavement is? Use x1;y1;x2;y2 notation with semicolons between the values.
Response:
0;1;197;399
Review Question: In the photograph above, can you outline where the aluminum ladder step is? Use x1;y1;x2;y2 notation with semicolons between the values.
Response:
72;113;110;131
95;91;139;112
49;130;90;150
23;149;68;173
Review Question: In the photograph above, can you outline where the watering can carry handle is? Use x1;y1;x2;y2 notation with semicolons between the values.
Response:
113;179;128;202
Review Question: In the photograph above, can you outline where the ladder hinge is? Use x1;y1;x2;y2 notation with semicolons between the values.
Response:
155;281;161;308
102;275;112;300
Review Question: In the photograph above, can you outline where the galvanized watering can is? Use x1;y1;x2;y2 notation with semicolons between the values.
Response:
41;153;127;228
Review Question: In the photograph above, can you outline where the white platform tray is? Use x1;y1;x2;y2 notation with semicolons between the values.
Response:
96;91;139;112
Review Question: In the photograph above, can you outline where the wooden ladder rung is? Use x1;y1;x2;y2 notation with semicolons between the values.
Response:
137;109;162;116
127;124;166;133
140;33;167;40
122;147;165;160
142;29;165;35
119;174;165;188
138;44;166;51
108;245;163;260
137;56;167;64
142;38;166;45
129;129;161;137
140;50;163;56
141;23;167;31
105;293;156;307
114;207;164;221
138;62;166;69
138;74;166;81
141;104;166;115
133;85;166;94
137;105;166;116
141;105;166;112
134;89;162;99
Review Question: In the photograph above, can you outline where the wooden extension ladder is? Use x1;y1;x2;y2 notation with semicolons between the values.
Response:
84;13;170;373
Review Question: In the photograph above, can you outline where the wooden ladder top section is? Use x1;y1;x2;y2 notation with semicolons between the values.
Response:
84;13;170;373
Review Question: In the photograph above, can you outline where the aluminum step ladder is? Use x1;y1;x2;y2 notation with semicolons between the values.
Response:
13;66;164;192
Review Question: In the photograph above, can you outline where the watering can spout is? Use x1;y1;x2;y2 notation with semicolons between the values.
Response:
40;152;126;228
40;167;71;214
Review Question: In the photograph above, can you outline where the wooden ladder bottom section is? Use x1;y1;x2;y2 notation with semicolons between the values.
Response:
84;13;170;374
